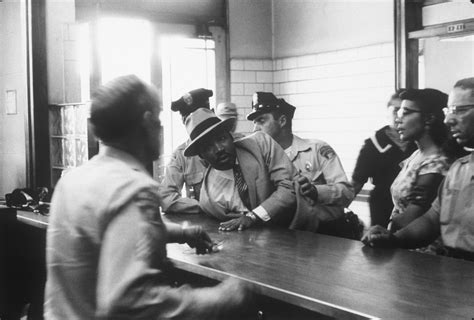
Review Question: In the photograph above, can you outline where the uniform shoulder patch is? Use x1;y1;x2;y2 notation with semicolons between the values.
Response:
320;145;336;160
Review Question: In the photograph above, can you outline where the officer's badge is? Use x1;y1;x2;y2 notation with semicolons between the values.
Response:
183;93;193;106
252;93;259;110
320;145;335;160
305;161;313;172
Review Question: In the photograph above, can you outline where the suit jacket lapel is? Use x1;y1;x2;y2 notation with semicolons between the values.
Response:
236;148;258;209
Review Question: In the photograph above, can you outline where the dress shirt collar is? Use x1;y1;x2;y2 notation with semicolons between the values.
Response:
99;144;148;173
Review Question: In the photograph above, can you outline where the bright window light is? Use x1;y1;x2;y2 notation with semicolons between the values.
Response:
78;23;90;102
98;17;151;84
161;36;216;158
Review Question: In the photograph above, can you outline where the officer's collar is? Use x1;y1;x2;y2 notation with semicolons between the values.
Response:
287;135;311;161
99;144;148;173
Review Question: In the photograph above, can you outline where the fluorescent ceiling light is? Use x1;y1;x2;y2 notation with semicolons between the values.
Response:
440;34;474;42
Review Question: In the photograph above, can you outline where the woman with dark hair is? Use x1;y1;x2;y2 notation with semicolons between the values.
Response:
388;88;452;233
351;90;416;228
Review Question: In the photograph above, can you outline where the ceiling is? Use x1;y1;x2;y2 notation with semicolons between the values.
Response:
75;0;226;25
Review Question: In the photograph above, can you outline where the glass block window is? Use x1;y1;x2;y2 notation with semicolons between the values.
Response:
49;103;89;186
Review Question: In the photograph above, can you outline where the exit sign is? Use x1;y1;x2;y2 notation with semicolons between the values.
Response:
447;23;465;33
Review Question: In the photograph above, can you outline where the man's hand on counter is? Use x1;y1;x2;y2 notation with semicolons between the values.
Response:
218;214;257;232
182;225;214;254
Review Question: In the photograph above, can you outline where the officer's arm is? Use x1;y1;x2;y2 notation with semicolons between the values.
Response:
315;146;354;207
160;149;201;214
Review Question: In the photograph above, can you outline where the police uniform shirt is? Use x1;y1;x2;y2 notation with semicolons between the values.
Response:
286;134;354;208
160;141;207;214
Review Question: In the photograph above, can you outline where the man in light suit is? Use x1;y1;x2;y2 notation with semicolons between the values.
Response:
183;108;297;231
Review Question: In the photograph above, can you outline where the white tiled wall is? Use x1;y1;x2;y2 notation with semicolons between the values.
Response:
230;58;274;133
231;42;395;179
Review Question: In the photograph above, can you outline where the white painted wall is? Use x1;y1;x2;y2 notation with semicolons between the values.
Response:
228;0;273;59
0;0;28;197
273;0;394;57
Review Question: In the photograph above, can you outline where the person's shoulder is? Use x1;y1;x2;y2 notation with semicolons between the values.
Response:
374;125;390;136
232;132;246;140
369;126;394;150
83;154;158;189
450;153;472;167
295;135;339;160
235;132;282;156
297;135;333;151
236;131;270;144
172;141;189;154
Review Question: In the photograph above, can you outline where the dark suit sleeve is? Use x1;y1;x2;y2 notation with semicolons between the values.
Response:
352;138;376;185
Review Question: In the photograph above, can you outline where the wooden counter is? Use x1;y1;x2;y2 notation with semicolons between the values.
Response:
164;213;474;320
12;210;474;319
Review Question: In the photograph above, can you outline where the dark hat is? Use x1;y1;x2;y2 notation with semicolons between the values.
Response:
399;88;447;116
246;92;296;121
183;108;235;157
171;88;213;120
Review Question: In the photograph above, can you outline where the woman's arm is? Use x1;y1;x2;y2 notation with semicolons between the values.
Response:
390;173;444;232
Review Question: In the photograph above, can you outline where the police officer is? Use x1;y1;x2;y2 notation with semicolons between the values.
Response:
249;92;354;232
160;88;212;214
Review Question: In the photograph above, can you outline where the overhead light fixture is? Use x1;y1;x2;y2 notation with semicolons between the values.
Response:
440;33;474;42
195;23;213;39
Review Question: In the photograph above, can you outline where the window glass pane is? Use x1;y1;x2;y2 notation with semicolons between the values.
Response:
99;17;151;83
161;37;216;157
418;35;474;92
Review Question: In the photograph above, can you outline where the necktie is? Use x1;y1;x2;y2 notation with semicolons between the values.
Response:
233;164;252;210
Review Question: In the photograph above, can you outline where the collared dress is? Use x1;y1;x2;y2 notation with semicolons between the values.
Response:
390;149;450;224
425;152;474;253
159;141;207;214
352;126;416;227
45;146;230;319
286;134;354;222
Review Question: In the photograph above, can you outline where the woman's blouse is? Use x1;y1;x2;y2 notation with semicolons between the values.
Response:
390;149;450;219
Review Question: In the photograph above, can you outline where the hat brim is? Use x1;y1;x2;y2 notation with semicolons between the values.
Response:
184;117;235;157
246;109;265;121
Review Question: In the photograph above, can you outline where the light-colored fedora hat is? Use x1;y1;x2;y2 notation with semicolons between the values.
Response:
214;102;238;120
184;108;235;157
